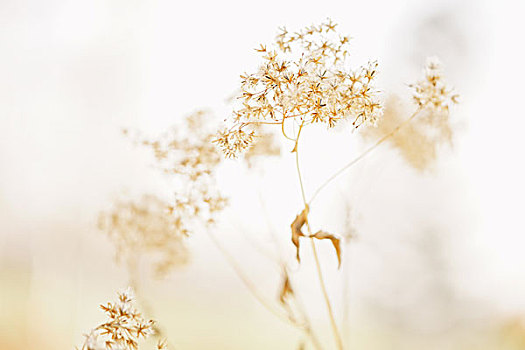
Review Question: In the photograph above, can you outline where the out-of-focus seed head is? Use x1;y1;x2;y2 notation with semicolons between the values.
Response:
410;57;459;112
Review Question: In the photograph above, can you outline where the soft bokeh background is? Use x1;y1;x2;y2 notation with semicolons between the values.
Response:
1;0;525;349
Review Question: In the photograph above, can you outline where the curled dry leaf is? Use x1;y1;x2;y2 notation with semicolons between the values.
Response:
278;269;294;305
290;205;342;268
312;230;342;268
290;205;309;262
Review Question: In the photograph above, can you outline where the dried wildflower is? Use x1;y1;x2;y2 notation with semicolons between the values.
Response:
215;19;383;157
112;111;228;275
363;95;454;171
213;128;255;158
78;288;156;350
364;58;458;171
135;110;222;182
409;57;459;111
137;111;228;227
98;195;190;277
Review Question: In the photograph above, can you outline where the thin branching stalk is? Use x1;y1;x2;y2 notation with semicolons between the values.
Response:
308;107;424;205
206;230;323;350
257;191;324;350
206;231;290;322
294;125;344;350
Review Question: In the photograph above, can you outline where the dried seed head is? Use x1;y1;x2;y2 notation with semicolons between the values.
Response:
410;57;459;111
364;58;459;171
213;128;255;158
107;111;228;276
136;110;222;181
98;195;190;277
216;19;383;158
78;288;157;350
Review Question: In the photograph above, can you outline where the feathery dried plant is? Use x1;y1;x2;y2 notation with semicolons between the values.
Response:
213;19;382;158
213;21;458;350
131;110;228;229
98;194;189;278
89;19;459;350
100;111;228;278
362;57;458;171
77;288;167;350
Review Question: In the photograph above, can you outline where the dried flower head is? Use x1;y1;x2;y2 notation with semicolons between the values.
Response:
78;288;157;350
98;195;190;277
363;95;453;171
364;58;458;171
409;57;459;111
135;111;228;226
214;128;255;158
112;111;228;276
133;110;222;182
214;19;383;158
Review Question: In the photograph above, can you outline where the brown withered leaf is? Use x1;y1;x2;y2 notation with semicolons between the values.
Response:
278;269;294;305
312;230;342;268
290;205;309;262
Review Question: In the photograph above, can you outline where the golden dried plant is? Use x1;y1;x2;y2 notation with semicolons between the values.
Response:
132;111;221;183
77;288;167;350
98;195;190;277
409;56;459;112
103;111;228;277
211;22;459;350
134;110;228;228
90;19;461;350
214;19;383;158
362;94;453;170
363;58;458;171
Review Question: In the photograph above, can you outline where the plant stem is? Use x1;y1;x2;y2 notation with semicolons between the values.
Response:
308;107;423;205
294;125;344;350
258;192;324;350
206;231;290;323
206;230;323;349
